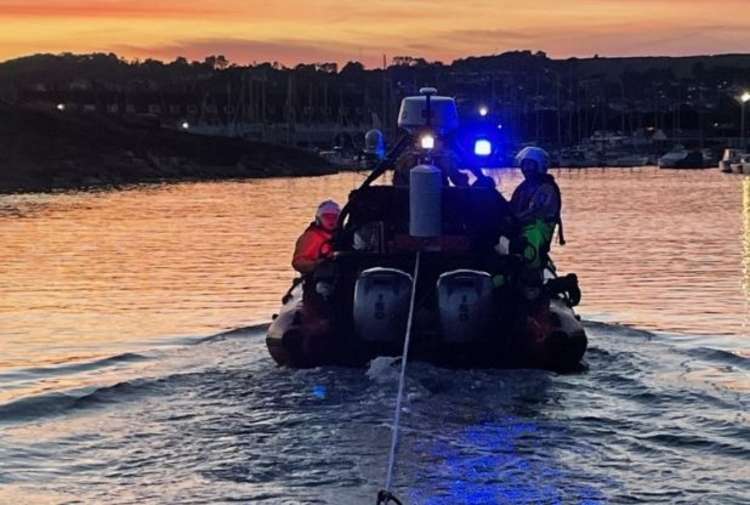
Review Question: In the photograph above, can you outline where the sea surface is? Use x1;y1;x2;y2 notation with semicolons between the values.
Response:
0;167;748;504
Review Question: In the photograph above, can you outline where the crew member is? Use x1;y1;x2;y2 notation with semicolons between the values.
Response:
510;146;564;271
292;200;340;275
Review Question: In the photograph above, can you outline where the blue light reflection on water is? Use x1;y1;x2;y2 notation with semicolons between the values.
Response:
312;385;328;400
0;324;748;503
409;419;606;505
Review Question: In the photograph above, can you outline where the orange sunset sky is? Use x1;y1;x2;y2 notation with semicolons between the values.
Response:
1;0;748;67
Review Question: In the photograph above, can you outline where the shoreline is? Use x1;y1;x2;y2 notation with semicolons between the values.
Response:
0;104;338;195
0;163;342;195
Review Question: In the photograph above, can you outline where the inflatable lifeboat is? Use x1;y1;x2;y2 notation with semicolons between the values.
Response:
267;89;587;372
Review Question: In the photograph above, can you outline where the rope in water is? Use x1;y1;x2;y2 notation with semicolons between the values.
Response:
377;250;421;504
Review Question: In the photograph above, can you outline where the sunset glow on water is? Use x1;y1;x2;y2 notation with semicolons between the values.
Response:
0;169;748;503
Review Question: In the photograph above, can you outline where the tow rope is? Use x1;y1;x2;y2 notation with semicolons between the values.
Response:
376;250;421;505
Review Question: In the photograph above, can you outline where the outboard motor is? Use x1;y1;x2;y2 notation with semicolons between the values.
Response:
353;267;412;343
437;270;494;343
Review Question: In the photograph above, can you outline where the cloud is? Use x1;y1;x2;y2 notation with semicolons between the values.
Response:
444;29;534;45
0;1;222;18
2;0;750;65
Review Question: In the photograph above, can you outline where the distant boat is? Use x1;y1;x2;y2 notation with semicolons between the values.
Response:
558;147;600;168
658;145;713;169
318;147;365;169
604;152;649;167
719;148;747;173
729;153;750;175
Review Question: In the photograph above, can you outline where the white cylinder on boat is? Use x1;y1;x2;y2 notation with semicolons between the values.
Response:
409;164;442;238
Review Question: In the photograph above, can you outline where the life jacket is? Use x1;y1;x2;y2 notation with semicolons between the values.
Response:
292;222;333;275
512;173;565;246
519;219;555;269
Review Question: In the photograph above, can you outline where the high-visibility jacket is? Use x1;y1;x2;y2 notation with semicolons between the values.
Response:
510;174;565;269
519;219;556;270
292;223;333;275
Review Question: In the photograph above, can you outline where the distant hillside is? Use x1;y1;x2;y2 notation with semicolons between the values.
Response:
1;50;749;153
453;52;750;79
4;51;750;81
0;104;335;193
563;54;750;80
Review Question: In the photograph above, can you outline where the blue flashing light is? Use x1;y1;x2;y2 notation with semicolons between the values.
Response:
479;106;489;117
474;139;492;156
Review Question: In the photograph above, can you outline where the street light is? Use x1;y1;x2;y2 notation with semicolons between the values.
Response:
742;91;750;149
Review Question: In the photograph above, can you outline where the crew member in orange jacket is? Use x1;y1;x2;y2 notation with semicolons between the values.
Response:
292;200;340;275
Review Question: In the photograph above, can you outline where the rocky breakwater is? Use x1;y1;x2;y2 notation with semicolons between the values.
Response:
0;104;336;193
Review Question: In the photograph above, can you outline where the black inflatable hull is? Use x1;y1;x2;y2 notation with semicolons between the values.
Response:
266;286;587;372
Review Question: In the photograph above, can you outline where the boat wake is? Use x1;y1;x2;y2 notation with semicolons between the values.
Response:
0;319;747;504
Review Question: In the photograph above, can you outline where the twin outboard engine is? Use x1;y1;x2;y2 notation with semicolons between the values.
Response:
437;270;494;343
352;267;495;345
353;268;412;343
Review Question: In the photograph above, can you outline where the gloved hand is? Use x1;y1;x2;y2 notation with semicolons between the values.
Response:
494;235;511;255
320;242;334;257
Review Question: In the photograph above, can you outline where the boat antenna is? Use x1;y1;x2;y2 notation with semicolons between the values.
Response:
420;87;437;128
419;87;437;165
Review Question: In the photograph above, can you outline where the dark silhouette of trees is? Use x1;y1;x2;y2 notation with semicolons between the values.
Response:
3;50;750;145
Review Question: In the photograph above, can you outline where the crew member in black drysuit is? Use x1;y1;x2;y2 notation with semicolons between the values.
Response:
505;146;579;305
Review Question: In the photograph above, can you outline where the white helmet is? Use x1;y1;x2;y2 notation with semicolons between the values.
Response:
315;200;340;220
515;147;550;174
